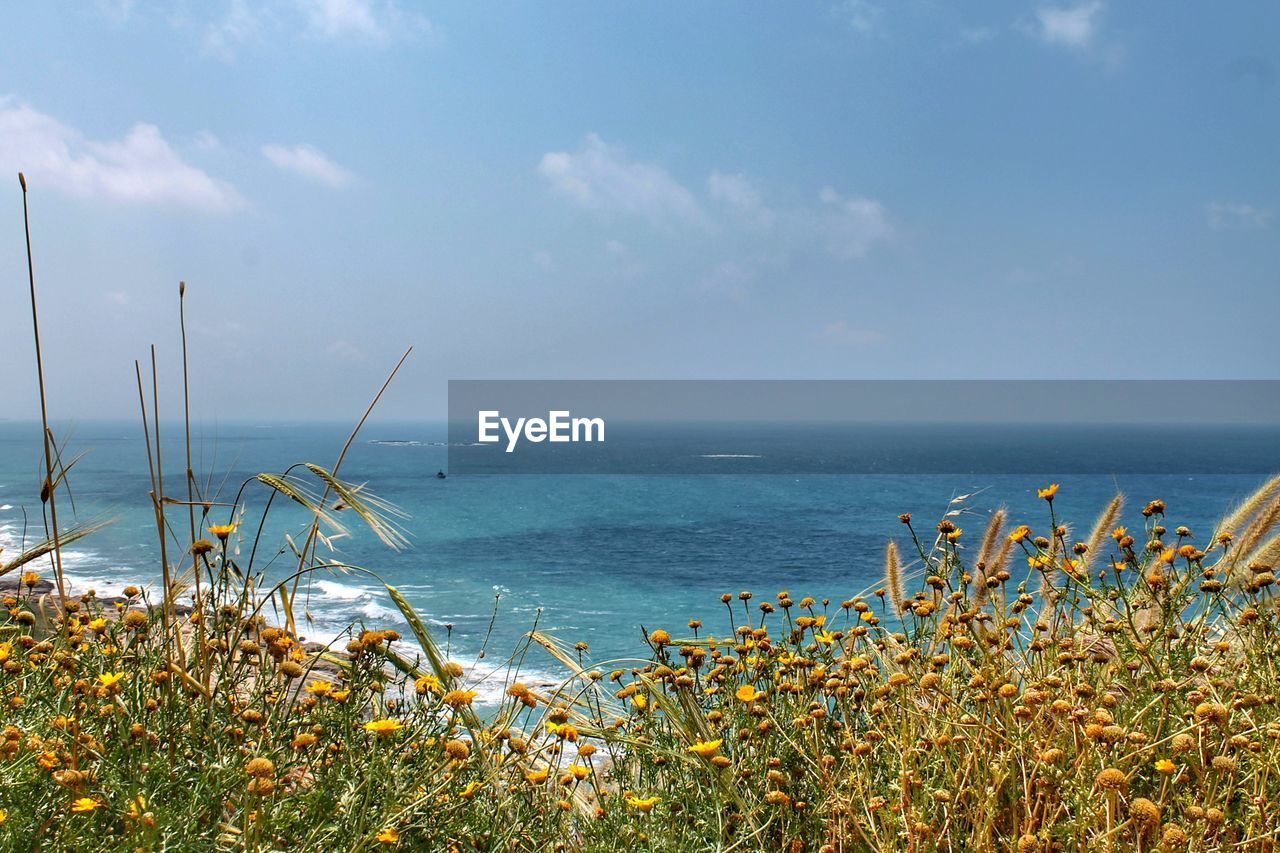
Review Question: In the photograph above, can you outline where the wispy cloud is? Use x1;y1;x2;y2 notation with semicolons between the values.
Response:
699;260;758;302
202;0;263;59
816;187;894;259
1207;201;1273;230
708;171;776;229
815;321;885;347
96;0;137;23
296;0;429;42
111;0;430;58
532;250;555;272
262;143;355;187
539;133;707;229
326;339;368;361
0;97;242;212
1028;1;1104;50
959;25;997;45
833;0;885;36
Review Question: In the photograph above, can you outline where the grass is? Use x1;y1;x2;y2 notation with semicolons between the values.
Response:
5;175;1280;850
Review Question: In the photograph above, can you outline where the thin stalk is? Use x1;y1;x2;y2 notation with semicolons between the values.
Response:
179;281;207;674
286;346;412;634
149;347;180;667
18;173;69;615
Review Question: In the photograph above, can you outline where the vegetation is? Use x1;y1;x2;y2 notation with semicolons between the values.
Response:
6;176;1280;850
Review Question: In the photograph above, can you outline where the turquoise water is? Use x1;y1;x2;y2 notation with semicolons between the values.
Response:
1;420;1275;699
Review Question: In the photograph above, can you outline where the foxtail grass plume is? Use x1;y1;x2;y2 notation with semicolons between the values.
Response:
885;539;905;613
972;508;1006;606
1082;494;1124;573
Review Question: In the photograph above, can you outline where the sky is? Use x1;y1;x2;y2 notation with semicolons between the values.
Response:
0;1;1277;422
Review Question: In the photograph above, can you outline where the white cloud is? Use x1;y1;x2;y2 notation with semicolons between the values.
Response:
97;0;137;23
1031;1;1104;50
0;98;242;212
262;143;355;187
699;260;757;302
202;0;263;59
326;339;368;361
532;250;555;271
836;0;884;35
1207;201;1272;230
817;187;893;259
816;321;885;347
960;26;997;44
539;134;707;229
708;171;775;229
296;0;428;41
111;1;430;58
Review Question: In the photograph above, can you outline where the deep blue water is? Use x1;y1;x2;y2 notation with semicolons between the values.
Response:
1;420;1275;699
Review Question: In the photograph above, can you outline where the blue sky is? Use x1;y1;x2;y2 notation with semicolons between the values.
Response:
1;1;1277;420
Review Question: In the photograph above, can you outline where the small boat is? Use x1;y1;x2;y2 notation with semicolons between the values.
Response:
436;470;447;479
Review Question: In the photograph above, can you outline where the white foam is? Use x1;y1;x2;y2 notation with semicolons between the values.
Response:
358;601;403;622
311;579;372;601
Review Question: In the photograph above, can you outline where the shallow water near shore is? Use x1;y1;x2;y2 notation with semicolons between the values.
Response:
1;419;1276;700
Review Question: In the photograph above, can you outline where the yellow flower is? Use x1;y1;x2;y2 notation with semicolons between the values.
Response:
442;689;477;709
304;680;333;696
0;642;12;663
1008;525;1031;544
815;630;837;644
207;523;236;540
736;684;766;703
567;764;591;780
88;618;108;632
1027;555;1050;570
946;527;963;542
376;827;400;844
1111;526;1127;541
329;689;350;702
687;739;723;758
546;721;579;741
525;768;550;783
0;808;6;825
1159;548;1176;565
631;693;648;710
71;797;101;813
1037;483;1060;501
414;674;440;695
625;794;660;813
1154;759;1176;775
21;571;40;587
363;718;404;735
98;672;127;688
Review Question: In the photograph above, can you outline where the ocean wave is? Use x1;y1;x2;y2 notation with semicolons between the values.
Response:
311;579;372;601
358;601;404;622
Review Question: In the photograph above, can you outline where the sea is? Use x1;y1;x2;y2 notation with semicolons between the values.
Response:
1;420;1276;703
